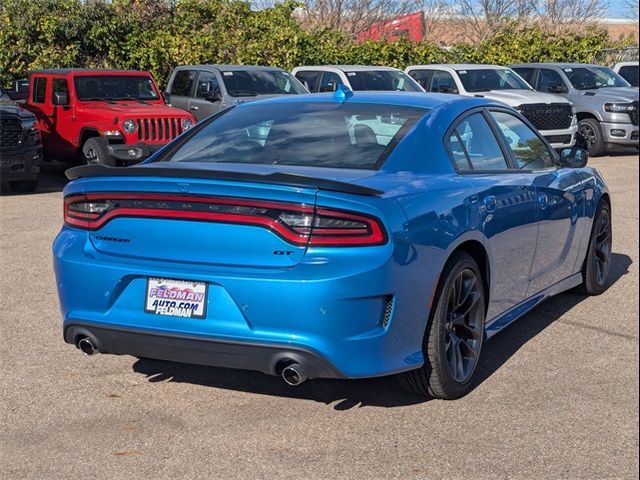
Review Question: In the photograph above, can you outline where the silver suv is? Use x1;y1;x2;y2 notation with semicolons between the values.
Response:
405;64;578;150
291;65;424;93
164;65;308;121
511;63;639;155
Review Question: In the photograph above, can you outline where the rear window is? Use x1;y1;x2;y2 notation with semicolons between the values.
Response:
618;65;639;87
345;70;422;92
160;102;427;169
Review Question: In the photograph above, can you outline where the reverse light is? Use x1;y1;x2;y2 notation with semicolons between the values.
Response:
64;194;386;247
604;103;636;113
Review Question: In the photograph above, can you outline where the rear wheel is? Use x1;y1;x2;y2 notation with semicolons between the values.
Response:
82;137;114;166
577;118;605;157
400;252;485;399
582;201;612;295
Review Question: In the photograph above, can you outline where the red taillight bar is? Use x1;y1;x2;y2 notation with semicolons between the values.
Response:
64;193;387;247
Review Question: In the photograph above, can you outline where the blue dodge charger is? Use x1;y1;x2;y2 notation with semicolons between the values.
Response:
54;89;612;399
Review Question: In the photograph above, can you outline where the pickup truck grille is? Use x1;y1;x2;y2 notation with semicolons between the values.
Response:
518;103;573;131
136;118;184;143
0;117;22;149
630;102;639;126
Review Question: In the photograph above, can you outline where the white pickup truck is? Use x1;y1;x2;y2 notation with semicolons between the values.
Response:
406;64;578;150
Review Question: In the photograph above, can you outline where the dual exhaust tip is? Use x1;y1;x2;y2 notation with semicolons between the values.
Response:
76;336;309;386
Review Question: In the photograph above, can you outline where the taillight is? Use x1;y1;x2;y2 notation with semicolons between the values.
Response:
64;193;386;247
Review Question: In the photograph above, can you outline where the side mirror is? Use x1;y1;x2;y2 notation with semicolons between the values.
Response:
559;147;588;168
204;89;222;102
53;91;68;106
439;84;458;94
548;83;568;94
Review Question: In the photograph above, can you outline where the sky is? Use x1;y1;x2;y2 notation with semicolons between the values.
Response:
607;0;636;18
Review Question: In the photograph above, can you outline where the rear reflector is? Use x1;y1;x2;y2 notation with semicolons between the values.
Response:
64;193;387;247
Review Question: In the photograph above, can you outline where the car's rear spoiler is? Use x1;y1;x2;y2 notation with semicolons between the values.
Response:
65;165;383;196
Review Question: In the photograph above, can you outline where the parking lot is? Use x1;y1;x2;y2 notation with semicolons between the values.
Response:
0;154;638;479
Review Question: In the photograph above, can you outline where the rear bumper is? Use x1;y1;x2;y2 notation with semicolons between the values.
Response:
600;121;639;146
106;143;164;162
64;322;345;379
0;146;41;180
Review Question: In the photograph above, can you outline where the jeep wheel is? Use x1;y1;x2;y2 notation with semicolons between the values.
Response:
82;138;114;166
577;118;605;157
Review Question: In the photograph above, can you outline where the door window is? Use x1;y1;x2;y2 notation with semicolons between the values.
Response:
52;79;68;95
295;71;321;92
446;113;509;171
318;72;342;92
32;77;47;103
490;111;555;170
512;67;535;85
407;70;432;90
430;71;457;93
195;72;220;99
537;69;566;93
170;70;197;97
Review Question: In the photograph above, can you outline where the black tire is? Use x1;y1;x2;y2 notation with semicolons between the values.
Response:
9;178;38;193
581;201;612;295
577;118;605;157
82;137;114;166
400;251;486;399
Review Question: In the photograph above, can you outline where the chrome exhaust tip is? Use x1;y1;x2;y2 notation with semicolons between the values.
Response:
281;363;308;386
78;337;97;356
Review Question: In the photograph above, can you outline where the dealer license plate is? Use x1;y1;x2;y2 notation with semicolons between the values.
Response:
145;277;208;319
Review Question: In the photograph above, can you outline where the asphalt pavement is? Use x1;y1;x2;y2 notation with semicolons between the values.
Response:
1;155;638;479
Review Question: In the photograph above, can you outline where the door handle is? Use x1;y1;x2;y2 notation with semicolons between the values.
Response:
483;195;498;213
189;105;199;111
538;193;549;209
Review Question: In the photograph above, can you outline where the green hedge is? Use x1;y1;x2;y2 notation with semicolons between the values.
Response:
0;0;634;87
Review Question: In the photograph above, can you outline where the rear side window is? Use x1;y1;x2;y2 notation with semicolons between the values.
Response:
295;71;321;92
446;113;509;171
160;102;427;170
170;70;197;96
32;77;47;103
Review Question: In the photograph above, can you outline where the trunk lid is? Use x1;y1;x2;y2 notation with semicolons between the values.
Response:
64;163;383;269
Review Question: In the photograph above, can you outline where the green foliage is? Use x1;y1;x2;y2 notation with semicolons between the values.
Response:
0;0;633;87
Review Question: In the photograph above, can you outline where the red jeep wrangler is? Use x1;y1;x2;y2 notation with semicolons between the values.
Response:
24;69;195;165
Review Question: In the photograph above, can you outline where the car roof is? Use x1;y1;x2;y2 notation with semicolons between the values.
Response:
510;63;606;69
30;68;151;76
234;90;499;111
295;65;403;72
407;64;508;71
175;65;287;72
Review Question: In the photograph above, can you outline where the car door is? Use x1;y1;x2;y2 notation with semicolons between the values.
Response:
487;109;588;295
445;110;539;321
167;69;197;113
188;70;222;121
49;76;75;157
28;76;55;155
